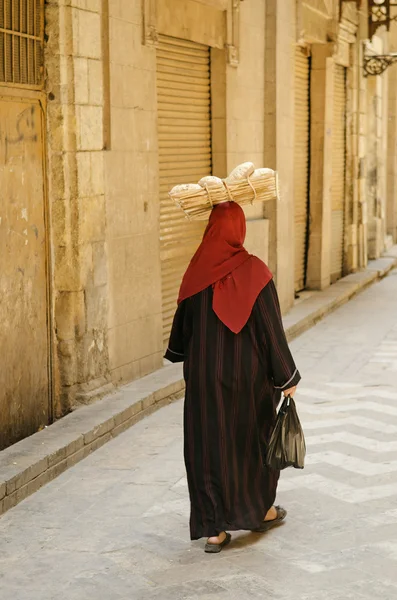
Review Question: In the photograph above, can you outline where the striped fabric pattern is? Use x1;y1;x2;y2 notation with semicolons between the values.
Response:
166;281;301;539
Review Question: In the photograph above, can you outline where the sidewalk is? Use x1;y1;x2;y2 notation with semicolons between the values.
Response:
1;247;397;518
1;264;397;599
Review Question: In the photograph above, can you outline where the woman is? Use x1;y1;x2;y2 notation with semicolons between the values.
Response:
165;201;300;553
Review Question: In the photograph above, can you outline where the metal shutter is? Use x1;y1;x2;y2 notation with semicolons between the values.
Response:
331;64;346;283
294;47;310;293
0;0;44;87
157;35;212;346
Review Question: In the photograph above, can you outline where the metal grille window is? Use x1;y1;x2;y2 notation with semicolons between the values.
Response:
0;0;44;87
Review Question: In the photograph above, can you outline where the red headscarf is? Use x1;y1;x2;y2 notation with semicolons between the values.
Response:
178;202;272;333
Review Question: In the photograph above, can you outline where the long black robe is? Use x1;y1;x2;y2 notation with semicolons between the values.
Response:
165;280;301;540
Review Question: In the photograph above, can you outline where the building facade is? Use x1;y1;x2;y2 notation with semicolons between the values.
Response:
1;0;397;448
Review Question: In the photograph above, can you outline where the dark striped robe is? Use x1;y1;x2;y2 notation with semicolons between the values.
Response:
165;280;301;540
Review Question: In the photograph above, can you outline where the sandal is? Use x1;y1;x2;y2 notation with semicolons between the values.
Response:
204;532;231;554
252;506;287;533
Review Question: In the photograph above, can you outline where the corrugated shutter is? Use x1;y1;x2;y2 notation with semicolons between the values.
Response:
294;47;310;293
0;0;44;87
157;35;212;346
331;64;346;283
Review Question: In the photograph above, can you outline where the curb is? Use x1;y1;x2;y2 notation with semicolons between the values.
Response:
0;370;184;516
1;250;396;516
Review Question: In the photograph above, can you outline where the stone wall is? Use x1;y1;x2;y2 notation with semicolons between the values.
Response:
225;0;275;290
105;1;163;385
365;35;387;260
263;0;296;310
104;0;281;387
45;0;112;414
42;0;397;415
387;22;397;243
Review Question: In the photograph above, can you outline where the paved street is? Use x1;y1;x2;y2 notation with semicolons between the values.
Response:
1;271;397;600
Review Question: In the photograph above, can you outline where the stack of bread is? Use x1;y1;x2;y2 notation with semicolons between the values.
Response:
169;162;278;221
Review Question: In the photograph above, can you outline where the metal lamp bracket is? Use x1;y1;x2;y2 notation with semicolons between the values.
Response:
363;52;397;76
368;0;397;40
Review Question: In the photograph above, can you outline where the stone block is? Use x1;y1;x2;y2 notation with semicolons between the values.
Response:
0;481;5;501
109;63;124;108
83;445;94;459
77;330;108;382
47;436;84;469
88;59;103;105
240;41;265;80
140;353;163;378
55;290;86;341
84;418;115;445
90;151;105;195
212;152;227;179
48;152;66;205
92;242;108;287
111;413;143;438
110;107;135;151
6;457;48;495
76;151;92;197
245;219;270;264
47;105;77;156
46;104;69;155
69;0;87;8
142;394;156;410
108;313;163;371
103;149;125;197
89;432;112;452
109;18;135;66
153;380;184;403
133;110;158;153
22;470;51;500
109;0;141;24
107;232;161;327
74;57;89;104
78;242;94;288
106;153;160;237
85;283;108;331
113;400;144;427
110;360;141;384
76;105;103;151
2;492;18;513
237;121;262;153
212;118;227;154
66;447;86;468
73;8;101;59
57;340;79;386
157;0;226;50
85;0;101;11
78;194;106;243
122;66;156;111
359;88;366;108
47;458;69;481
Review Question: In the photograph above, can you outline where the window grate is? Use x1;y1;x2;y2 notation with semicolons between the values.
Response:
0;0;44;87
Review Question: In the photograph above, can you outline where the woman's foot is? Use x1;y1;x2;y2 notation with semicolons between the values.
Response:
252;506;287;532
207;531;227;545
204;532;231;553
264;505;279;521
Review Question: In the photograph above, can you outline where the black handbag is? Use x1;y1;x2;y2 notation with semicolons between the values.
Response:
266;395;306;470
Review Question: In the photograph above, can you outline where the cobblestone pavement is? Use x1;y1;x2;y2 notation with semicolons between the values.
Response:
1;271;397;600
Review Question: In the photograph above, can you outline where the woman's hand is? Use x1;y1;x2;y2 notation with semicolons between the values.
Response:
283;386;297;398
